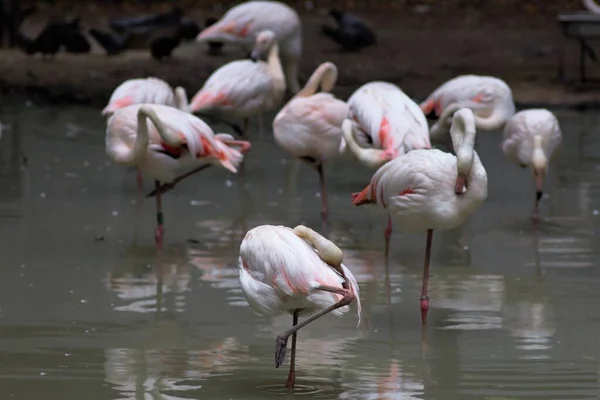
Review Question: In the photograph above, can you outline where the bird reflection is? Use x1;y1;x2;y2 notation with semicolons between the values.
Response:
104;337;248;400
431;273;505;330
104;248;190;314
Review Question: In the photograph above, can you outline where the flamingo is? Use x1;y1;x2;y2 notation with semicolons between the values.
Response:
272;61;348;233
583;0;600;13
502;109;563;223
342;81;431;257
102;77;191;199
420;75;515;140
349;108;488;325
105;104;250;251
238;224;362;389
190;30;286;138
195;0;302;94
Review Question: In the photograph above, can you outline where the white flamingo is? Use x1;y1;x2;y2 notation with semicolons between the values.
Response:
190;30;286;138
195;0;302;93
273;61;348;232
238;224;361;389
105;104;250;250
502;109;563;222
349;108;488;325
102;77;191;198
341;81;431;256
420;75;516;140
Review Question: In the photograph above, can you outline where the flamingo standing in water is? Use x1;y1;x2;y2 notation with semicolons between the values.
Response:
342;81;431;257
238;224;361;389
102;77;192;199
106;104;250;250
190;30;286;138
273;62;348;233
195;0;302;94
350;108;487;325
420;75;515;140
502;109;563;222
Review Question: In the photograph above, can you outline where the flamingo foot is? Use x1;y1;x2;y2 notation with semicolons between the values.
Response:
275;336;288;368
420;295;429;326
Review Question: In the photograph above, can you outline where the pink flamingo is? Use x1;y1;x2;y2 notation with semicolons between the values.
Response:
420;74;515;140
502;109;563;222
350;108;487;325
102;77;191;200
342;81;431;257
190;30;286;138
195;0;302;94
238;224;362;389
273;61;348;233
105;104;250;251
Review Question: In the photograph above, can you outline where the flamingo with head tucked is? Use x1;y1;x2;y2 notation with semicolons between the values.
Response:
502;109;563;223
273;61;348;233
349;108;488;325
190;30;286;139
105;104;250;251
102;77;191;199
420;74;515;140
238;224;361;389
195;0;302;94
341;81;431;257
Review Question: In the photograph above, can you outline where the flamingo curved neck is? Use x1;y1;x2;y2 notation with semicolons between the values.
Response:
532;135;547;175
267;43;286;95
174;87;190;112
341;119;389;169
450;108;476;178
293;225;343;267
583;0;600;13
296;62;338;98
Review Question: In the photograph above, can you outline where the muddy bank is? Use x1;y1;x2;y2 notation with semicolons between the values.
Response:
1;1;600;108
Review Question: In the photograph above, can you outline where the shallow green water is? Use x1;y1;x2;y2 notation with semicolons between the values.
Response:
0;102;599;399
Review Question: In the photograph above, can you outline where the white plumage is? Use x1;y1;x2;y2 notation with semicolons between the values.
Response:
196;0;302;93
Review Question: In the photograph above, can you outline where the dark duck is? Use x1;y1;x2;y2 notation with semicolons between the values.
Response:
321;9;376;52
149;18;200;61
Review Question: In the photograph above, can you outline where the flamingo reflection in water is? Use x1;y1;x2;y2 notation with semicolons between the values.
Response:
238;224;362;389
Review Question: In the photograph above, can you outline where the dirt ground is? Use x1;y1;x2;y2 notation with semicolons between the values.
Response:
2;0;600;108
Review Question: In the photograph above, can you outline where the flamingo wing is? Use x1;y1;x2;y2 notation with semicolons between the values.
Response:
190;60;272;113
103;78;176;116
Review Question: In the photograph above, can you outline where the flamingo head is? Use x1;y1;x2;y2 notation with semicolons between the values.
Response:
250;30;277;62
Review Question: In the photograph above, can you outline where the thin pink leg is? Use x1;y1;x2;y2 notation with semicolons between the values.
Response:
317;164;329;233
285;310;299;390
384;216;392;259
154;180;164;252
421;229;434;325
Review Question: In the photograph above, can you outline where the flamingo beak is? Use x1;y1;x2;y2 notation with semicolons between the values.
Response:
534;173;544;201
455;173;467;194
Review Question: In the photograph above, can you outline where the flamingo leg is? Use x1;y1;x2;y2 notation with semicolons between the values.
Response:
154;180;164;252
136;169;144;206
275;285;354;369
317;163;329;233
146;164;213;198
285;310;299;390
420;229;434;325
384;216;392;259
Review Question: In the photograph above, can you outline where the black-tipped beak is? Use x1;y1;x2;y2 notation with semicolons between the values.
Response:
536;190;543;201
250;51;259;62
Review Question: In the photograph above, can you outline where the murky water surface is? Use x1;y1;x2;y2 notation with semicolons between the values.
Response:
1;101;600;400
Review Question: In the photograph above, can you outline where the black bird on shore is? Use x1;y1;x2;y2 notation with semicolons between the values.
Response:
17;18;90;57
89;28;130;55
149;19;200;61
321;9;376;52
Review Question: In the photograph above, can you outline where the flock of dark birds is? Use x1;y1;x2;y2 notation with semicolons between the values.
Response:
14;5;377;61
